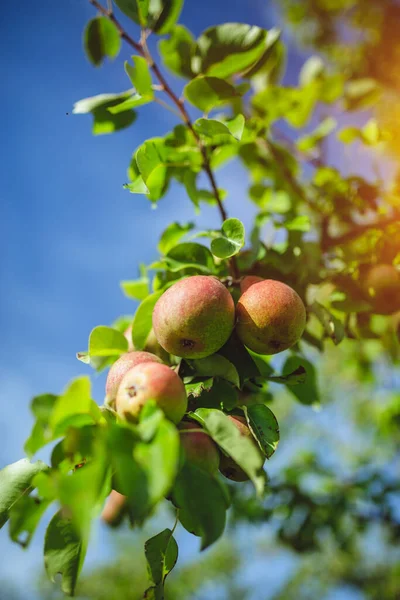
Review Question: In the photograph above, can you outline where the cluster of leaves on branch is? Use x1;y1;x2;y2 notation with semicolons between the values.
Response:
278;0;400;90
2;0;400;598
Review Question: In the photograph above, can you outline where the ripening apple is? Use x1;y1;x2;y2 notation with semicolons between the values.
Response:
105;351;162;405
361;264;400;315
152;276;235;358
115;362;187;424
101;490;127;527
236;278;306;355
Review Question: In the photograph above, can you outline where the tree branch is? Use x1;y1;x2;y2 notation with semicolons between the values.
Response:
88;0;239;277
322;212;400;250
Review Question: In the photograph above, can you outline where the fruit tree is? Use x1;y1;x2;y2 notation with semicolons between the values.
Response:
1;0;400;598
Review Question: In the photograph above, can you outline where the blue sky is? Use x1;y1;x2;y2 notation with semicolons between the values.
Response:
0;1;383;597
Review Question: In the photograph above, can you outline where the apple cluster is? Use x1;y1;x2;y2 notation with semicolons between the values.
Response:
104;275;306;485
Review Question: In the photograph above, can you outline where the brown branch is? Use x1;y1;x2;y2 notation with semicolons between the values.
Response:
89;0;142;52
88;0;239;277
322;212;400;251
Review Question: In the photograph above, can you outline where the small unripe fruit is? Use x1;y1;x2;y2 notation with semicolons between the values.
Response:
178;421;220;475
152;276;235;359
361;264;400;315
101;490;127;527
123;325;134;351
236;279;306;355
144;328;170;363
105;351;162;404
116;362;187;424
219;415;261;482
240;275;264;294
124;325;170;362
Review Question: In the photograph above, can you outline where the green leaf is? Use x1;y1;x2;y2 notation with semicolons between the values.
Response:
184;76;239;113
193;23;267;78
88;326;128;357
134;419;180;507
107;94;153;113
218;332;260;386
267;365;306;385
158;25;195;78
24;394;58;457
124;178;149;194
77;326;128;364
185;377;214;399
109;416;179;523
283;215;311;233
115;0;183;33
151;0;184;34
247;350;274;378
173;463;227;550
131;291;163;350
194;118;234;139
121;275;150;301
299;56;324;86
135;139;169;201
241;28;282;78
73;91;131;114
344;78;380;111
58;453;110;537
337;126;360;145
194;115;245;142
297;117;336;152
0;459;48;529
250;189;291;213
125;56;153;97
150;242;216;274
243;404;279;459
49;377;103;438
125;156;149;195
186;355;240;388
282;356;320;406
83;17;121;67
137;402;165;442
114;0;149;25
144;528;178;598
225;114;245;141
167;242;215;271
211;218;245;259
44;510;88;596
73;91;137;135
193;408;265;494
107;426;149;523
338;119;387;146
9;494;51;548
158;222;194;255
186;378;238;412
310;302;345;345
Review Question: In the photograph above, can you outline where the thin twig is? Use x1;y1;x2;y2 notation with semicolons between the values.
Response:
89;0;142;53
88;0;239;277
153;96;182;119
